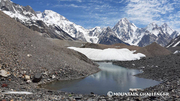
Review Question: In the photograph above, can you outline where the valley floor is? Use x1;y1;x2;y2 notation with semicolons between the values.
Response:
1;53;180;101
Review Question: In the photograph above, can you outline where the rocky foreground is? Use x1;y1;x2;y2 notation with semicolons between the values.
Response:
113;53;180;101
0;54;180;101
0;10;99;101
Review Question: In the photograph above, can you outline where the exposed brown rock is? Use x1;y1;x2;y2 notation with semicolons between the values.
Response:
81;42;171;57
81;43;140;51
136;42;172;57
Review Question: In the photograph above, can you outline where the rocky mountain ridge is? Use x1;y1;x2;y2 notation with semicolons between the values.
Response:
166;35;180;48
0;0;179;47
113;19;179;47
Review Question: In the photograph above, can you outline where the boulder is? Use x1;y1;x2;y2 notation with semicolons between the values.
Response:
27;54;32;57
24;75;31;80
32;73;42;83
0;70;11;77
26;80;32;84
52;75;56;79
1;84;8;87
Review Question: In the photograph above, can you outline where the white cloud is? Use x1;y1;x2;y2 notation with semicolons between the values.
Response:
54;0;180;32
69;4;81;7
125;0;180;31
131;0;139;3
54;3;86;8
57;0;82;2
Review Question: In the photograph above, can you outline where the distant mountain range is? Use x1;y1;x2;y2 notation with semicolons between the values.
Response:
0;0;179;47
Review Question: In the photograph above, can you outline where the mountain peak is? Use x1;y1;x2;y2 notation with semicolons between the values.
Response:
1;0;179;47
24;5;33;11
41;10;68;21
44;10;55;14
118;18;130;24
112;18;137;43
148;22;158;27
161;23;174;36
162;23;168;26
0;0;15;12
0;0;11;3
101;27;115;36
146;22;158;32
161;23;170;29
121;18;128;21
106;27;112;31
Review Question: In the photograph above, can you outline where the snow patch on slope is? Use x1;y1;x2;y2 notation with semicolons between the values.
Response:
68;47;145;61
174;50;180;54
3;11;29;22
37;10;93;42
173;41;180;47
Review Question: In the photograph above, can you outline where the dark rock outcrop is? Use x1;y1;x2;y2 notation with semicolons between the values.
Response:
98;27;129;45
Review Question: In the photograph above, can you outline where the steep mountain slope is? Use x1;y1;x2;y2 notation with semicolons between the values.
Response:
140;23;172;47
0;0;76;41
166;35;180;48
0;11;99;80
0;0;104;43
36;11;104;43
137;34;157;47
98;27;129;45
87;27;103;43
113;19;179;47
112;18;137;44
1;0;179;47
161;23;174;37
170;31;179;39
37;10;91;42
137;23;172;47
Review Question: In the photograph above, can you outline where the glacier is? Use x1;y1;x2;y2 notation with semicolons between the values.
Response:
68;47;146;61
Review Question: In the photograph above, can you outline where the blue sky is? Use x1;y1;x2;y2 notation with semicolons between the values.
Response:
11;0;180;31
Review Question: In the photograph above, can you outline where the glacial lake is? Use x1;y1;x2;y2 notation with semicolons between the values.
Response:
42;62;160;95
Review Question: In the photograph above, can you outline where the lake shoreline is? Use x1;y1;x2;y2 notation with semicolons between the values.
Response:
1;54;180;100
40;62;160;95
113;53;180;100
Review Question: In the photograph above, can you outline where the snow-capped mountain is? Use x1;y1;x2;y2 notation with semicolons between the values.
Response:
0;0;37;20
0;0;75;41
37;10;94;42
170;31;179;39
161;23;174;37
87;27;103;43
0;0;101;42
98;27;128;45
112;18;179;47
137;23;173;47
1;0;179;47
0;0;105;43
112;18;137;44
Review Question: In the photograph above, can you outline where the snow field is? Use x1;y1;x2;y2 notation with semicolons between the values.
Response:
68;47;146;61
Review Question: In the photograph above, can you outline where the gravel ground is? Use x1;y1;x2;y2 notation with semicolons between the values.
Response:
1;53;180;101
113;53;180;101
